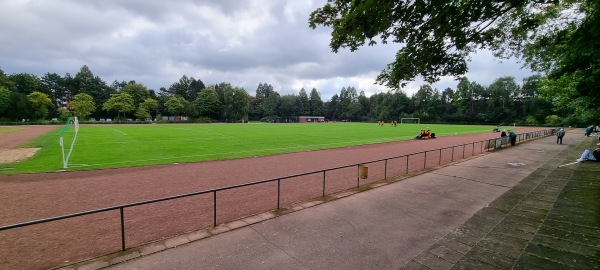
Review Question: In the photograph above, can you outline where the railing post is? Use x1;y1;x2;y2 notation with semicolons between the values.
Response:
462;144;465;159
213;191;217;227
472;142;475;156
384;159;388;180
277;178;281;209
406;155;409;174
357;165;360;187
438;149;442;165
452;147;455;161
322;171;326;197
424;151;427;169
120;207;125;251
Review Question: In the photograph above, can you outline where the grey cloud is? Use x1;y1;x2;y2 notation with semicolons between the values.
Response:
0;0;532;101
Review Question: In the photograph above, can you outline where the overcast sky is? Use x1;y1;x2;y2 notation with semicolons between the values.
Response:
0;0;533;100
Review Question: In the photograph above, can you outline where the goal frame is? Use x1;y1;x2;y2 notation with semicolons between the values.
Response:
60;116;79;169
400;118;420;124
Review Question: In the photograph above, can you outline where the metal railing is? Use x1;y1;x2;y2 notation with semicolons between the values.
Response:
0;129;555;254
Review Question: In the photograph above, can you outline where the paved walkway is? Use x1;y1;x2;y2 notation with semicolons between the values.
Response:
401;135;600;270
64;132;599;270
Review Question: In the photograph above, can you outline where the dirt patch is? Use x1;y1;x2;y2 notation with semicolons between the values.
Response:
0;148;40;163
0;125;56;164
0;125;58;149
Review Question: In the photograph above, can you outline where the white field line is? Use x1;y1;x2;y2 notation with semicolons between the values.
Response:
64;129;79;168
112;128;128;135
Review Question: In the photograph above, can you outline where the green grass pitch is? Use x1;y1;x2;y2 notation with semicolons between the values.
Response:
0;123;497;174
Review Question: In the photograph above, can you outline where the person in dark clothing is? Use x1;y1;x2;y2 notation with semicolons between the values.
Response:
585;125;593;136
508;130;517;146
556;128;566;144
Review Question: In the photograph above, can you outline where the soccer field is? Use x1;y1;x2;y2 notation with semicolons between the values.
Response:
1;123;496;173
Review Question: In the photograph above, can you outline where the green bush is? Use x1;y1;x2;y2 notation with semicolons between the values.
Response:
524;115;538;126
545;115;561;126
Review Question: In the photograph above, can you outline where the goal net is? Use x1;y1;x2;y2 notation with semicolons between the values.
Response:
58;116;79;169
400;118;420;124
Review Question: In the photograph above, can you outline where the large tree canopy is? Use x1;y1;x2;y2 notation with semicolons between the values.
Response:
309;0;585;88
195;87;222;120
70;93;96;119
102;93;134;119
527;1;600;121
27;91;53;120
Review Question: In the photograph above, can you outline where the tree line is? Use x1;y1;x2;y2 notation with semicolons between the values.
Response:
0;65;578;126
0;65;251;123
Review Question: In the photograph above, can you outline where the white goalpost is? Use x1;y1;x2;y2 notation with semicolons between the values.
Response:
400;118;420;124
60;116;79;169
74;116;79;134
